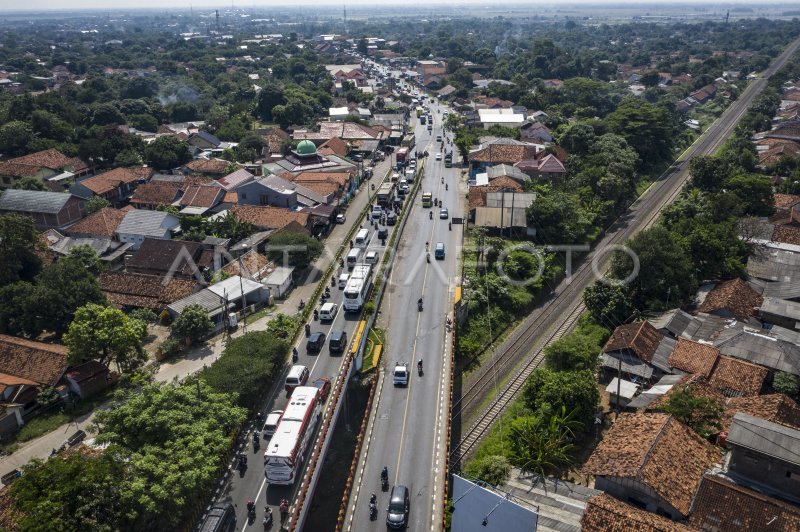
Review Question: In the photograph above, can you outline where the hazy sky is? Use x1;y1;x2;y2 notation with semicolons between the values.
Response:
0;0;793;13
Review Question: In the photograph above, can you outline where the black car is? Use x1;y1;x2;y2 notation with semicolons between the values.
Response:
306;332;326;352
386;485;409;529
387;212;397;225
377;228;389;240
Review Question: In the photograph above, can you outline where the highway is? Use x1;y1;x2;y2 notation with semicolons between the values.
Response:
450;35;800;467
217;127;406;530
344;99;460;531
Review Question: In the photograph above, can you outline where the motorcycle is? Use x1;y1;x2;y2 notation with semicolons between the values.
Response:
448;222;452;231
292;347;299;363
237;453;247;471
426;252;430;263
445;184;448;191
418;298;423;312
253;432;260;450
297;300;305;311
247;500;256;518
313;309;319;321
279;499;289;520
418;360;423;376
429;211;433;220
331;277;336;287
369;493;378;519
381;468;389;491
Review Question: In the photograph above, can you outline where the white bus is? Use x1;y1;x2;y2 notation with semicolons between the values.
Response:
264;386;321;485
343;263;373;312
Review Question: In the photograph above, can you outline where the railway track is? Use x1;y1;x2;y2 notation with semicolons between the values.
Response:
450;36;800;469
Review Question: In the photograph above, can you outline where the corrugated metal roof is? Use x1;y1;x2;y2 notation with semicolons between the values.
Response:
728;412;800;466
601;352;654;379
168;288;226;315
116;209;180;237
0;189;74;214
761;296;800;321
207;275;265;301
715;330;800;375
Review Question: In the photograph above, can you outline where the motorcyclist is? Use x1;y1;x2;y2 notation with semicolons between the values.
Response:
370;493;377;504
381;466;389;484
418;359;423;371
426;252;430;263
425;241;429;251
429;211;433;220
292;347;299;362
449;221;452;231
441;177;444;184
247;500;256;515
445;183;448;190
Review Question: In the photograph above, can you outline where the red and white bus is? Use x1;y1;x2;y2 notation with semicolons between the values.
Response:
264;386;321;485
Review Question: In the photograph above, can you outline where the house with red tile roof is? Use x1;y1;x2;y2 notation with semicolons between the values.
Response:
99;271;199;311
317;137;350;157
0;148;90;189
0;334;69;434
230;205;310;233
70;166;153;205
581;493;695;532
468;138;541;176
689;474;800;531
707;355;767;397
697;278;763;322
583;412;721;519
514;153;566;181
178;185;225;215
722;393;800;433
183;158;236;177
216;168;255;191
129;182;183;210
668;338;719;378
65;206;131;239
602;321;675;382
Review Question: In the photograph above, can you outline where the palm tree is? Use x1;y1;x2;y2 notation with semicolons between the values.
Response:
508;405;582;481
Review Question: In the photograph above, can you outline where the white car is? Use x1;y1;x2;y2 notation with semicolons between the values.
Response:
262;410;284;438
393;363;409;386
338;273;350;289
335;213;346;224
435;153;442;161
365;250;379;264
372;205;383;219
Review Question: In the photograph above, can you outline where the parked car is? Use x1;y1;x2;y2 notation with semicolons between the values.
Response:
335;213;346;224
312;377;331;401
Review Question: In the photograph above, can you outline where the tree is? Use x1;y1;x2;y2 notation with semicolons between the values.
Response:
724;174;775;217
526;189;592;244
172;304;213;344
127;113;159;133
773;372;799;396
610;225;696;311
357;37;368;55
266;231;324;269
254;83;286;122
689;155;730;192
90;103;125;126
145;135;191;170
558;122;595;156
522;368;599;429
34;255;107;336
200;331;289;407
507;406;582;479
464;455;511;486
607;97;673;169
660;385;723;438
0;120;34;156
0;213;42;285
11;449;129;531
544;333;601;372
0;282;43;337
583;281;636;329
12;175;46;191
113;148;143;167
66;244;104;274
93;380;246;530
64;303;147;373
85;195;111;214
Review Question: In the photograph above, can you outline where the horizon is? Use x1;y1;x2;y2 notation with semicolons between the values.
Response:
1;0;799;14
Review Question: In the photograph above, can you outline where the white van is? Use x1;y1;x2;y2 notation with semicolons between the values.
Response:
365;250;379;264
319;302;338;321
338;273;350;289
355;228;371;247
346;248;361;269
284;364;309;392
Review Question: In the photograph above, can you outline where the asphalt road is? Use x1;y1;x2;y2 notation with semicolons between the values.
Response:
345;99;460;531
218;139;404;531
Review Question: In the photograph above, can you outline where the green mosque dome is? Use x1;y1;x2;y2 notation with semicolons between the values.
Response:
296;140;317;155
